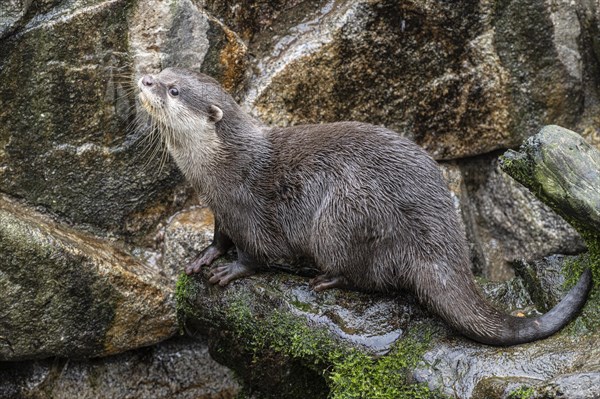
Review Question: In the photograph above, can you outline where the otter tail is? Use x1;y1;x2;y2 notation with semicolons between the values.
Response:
418;266;592;346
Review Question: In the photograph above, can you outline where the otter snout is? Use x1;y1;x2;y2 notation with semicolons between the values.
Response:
141;75;154;87
138;74;161;115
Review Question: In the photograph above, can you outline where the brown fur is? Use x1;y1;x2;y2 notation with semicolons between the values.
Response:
138;67;592;346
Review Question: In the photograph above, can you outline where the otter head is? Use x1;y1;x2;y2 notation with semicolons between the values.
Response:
138;68;225;146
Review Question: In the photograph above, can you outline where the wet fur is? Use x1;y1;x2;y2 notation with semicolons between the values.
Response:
139;68;592;346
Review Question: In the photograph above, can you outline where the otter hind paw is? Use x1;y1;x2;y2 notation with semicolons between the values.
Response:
208;262;256;286
309;274;350;292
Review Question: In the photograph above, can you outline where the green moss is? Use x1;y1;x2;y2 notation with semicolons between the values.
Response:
225;295;338;367
175;273;199;333
562;253;600;334
558;226;600;334
507;386;535;399
328;331;442;399
219;294;441;398
499;151;536;189
578;230;600;279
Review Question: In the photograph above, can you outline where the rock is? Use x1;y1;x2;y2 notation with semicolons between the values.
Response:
0;194;177;361
0;0;185;236
512;255;575;312
500;124;600;335
129;0;249;96
501;125;600;237
177;266;433;399
0;337;241;399
161;206;216;281
478;277;537;316
176;256;599;399
494;1;583;135
438;158;584;281
238;0;599;160
534;372;600;399
417;334;600;399
0;0;32;39
458;155;585;280
1;1;599;397
470;373;600;399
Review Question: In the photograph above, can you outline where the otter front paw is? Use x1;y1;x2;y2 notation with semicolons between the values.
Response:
185;245;225;275
208;262;256;286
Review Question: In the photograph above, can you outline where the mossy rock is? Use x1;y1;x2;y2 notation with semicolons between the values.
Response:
501;125;600;332
176;262;445;399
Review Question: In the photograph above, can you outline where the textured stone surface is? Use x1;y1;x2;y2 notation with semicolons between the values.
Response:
458;155;585;280
0;0;185;236
1;1;599;398
513;255;575;312
129;0;248;95
438;158;585;280
177;251;599;399
0;337;241;399
502;125;600;234
0;194;177;361
418;334;600;399
161;206;216;281
0;0;32;39
178;261;428;399
239;0;600;160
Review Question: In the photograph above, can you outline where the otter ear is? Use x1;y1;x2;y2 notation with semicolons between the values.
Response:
208;105;223;123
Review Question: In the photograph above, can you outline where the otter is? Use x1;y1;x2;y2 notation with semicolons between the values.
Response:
138;67;592;346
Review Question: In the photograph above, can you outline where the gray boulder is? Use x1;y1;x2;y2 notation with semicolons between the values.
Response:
0;337;240;399
0;194;177;361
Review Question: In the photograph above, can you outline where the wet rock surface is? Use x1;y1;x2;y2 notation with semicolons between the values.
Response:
0;0;32;39
161;206;216;282
1;0;599;397
129;0;249;95
0;337;240;399
240;0;600;160
419;334;600;399
458;156;585;280
513;255;576;312
501;124;600;332
439;158;584;280
178;259;431;399
0;194;177;361
184;263;412;356
501;125;600;234
177;248;599;399
0;0;186;236
0;0;250;238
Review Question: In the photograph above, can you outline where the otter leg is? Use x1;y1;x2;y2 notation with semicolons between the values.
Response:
309;273;351;292
185;218;234;275
208;250;261;287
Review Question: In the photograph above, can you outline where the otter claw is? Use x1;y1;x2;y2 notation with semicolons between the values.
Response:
309;274;349;292
208;262;256;286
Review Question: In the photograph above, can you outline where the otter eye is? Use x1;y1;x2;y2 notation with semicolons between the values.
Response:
168;87;179;97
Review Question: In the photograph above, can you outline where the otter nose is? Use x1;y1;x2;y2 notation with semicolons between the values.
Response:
142;75;154;87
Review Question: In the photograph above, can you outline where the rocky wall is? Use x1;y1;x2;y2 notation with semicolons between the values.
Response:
1;0;599;397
